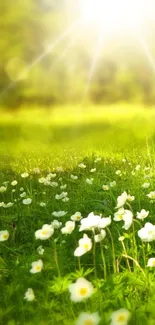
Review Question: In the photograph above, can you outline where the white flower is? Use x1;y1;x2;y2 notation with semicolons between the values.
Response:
11;180;18;186
94;157;101;163
39;202;46;207
147;258;155;267
35;224;54;240
79;212;101;231
90;168;96;173
99;216;111;228
47;173;56;179
21;172;29;178
4;202;14;208
0;202;4;207
114;209;133;230
94;229;106;242
55;192;68;200
33;168;40;174
116;192;128;208
127;195;135;202
116;191;134;208
136;209;149;220
122;159;126;163
74;234;92;256
122;210;133;230
61;221;75;234
71;174;78;180
52;211;67;217
50;182;58;187
12;189;16;193
68;277;94;302
75;312;100;325
114;208;125;221
51;220;62;229
43;180;51;186
135;164;141;171
62;197;69;202
110;181;116;187
38;177;46;184
78;163;86;169
3;181;9;186
30;259;43;274
142;182;150;189
110;308;130;325
86;178;94;185
116;170;122;176
37;245;44;255
23;198;32;205
138;222;155;242
20;192;26;198
60;184;67;190
0;230;9;241
147;191;155;200
24;288;35;301
71;212;82;221
102;185;109;191
0;186;7;193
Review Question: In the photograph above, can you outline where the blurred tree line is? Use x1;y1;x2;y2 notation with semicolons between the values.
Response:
1;0;155;108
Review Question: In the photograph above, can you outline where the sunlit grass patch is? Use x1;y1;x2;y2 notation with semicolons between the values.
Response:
1;105;155;324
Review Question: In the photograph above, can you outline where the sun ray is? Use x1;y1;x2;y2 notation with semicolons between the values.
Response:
0;19;80;98
137;34;155;72
81;31;105;105
54;30;81;65
28;20;80;70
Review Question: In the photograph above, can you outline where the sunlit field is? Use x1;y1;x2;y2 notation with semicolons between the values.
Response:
1;105;155;325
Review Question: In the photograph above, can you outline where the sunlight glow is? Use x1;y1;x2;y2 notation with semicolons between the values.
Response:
79;0;148;33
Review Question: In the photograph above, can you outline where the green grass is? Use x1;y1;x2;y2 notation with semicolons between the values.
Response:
1;105;155;325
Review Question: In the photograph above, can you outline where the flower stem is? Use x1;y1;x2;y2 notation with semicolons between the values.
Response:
107;228;116;273
100;242;107;279
53;241;61;277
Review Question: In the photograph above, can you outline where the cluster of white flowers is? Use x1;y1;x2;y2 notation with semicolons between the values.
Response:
79;212;111;232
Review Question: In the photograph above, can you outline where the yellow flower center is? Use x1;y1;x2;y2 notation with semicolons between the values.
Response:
3;234;8;239
117;315;126;322
76;216;81;220
83;243;89;250
35;265;41;271
79;287;88;296
119;215;123;220
84;319;94;325
41;230;48;235
152;260;155;266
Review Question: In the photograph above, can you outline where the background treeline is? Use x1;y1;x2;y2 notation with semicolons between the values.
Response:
1;0;155;108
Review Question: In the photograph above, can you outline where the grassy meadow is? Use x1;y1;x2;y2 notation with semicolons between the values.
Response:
1;105;155;325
